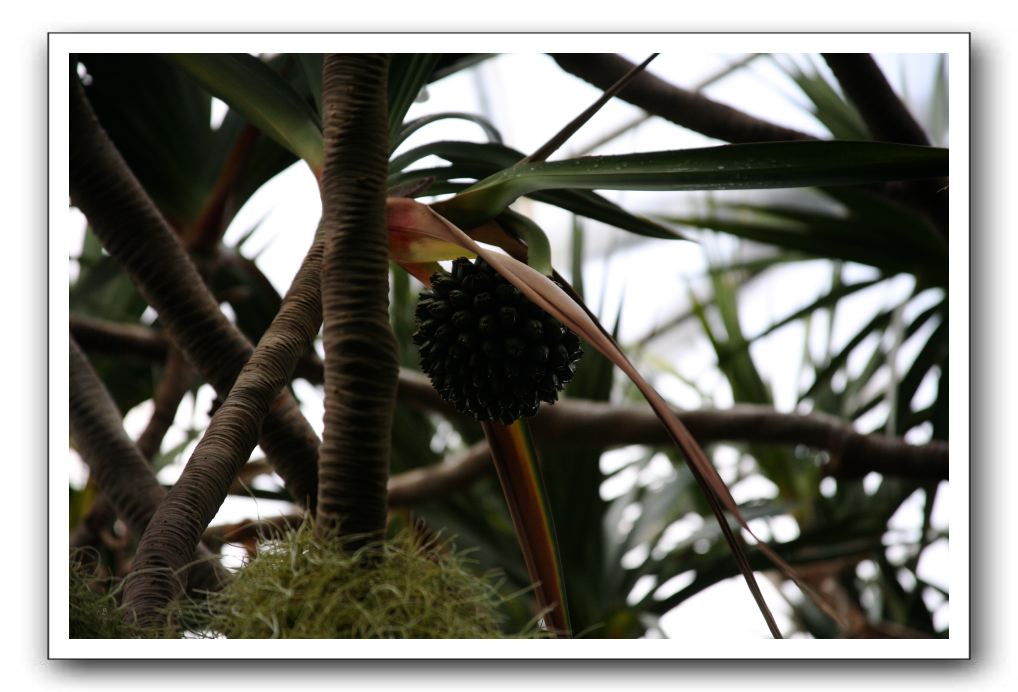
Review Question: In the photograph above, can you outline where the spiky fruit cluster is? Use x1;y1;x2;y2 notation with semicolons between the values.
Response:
413;257;583;423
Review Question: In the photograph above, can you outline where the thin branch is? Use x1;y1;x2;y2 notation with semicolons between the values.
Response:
184;124;259;252
69;314;167;361
202;514;306;553
71;315;325;389
550;53;815;143
386;401;948;506
135;348;196;460
531;400;948;480
388;441;492;507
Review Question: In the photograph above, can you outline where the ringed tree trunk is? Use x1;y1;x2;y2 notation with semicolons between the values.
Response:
68;72;321;510
120;219;328;627
71;346;193;553
69;337;225;593
315;53;399;547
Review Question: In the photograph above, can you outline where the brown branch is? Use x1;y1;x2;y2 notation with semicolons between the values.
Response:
69;314;168;361
821;54;948;238
390;369;947;481
821;54;929;147
122;216;327;626
69;73;320;509
531;400;948;481
135;348;196;460
385;401;948;506
72;315;326;390
387;441;492;507
184;125;259;253
69;337;226;593
550;53;815;144
201;514;305;553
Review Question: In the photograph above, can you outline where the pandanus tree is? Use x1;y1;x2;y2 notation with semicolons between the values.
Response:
67;51;950;639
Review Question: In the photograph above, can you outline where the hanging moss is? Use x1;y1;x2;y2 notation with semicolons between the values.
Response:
195;523;540;639
69;552;142;639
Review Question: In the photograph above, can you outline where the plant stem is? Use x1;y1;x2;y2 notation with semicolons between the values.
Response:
316;54;399;546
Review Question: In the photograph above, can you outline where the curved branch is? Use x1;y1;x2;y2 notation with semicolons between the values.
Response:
69;337;225;593
392;368;947;481
316;54;399;545
533;400;948;480
388;441;492;507
201;514;306;553
386;401;948;506
69;74;320;510
135;348;196;461
550;53;815;143
72;346;194;553
123;219;327;626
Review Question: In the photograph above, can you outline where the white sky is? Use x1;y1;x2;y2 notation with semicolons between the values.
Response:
68;52;949;639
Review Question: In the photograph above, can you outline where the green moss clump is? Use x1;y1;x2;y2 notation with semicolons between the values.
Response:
69;552;141;639
199;523;535;638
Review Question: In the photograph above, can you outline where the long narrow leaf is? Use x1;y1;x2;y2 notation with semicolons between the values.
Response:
778;56;870;140
388;54;443;149
667;212;947;284
170;54;324;170
395;111;503;149
435;141;949;228
523;53;657;164
482;420;572;636
390;140;683;240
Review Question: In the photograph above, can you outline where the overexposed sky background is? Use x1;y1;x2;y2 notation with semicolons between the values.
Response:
67;51;950;640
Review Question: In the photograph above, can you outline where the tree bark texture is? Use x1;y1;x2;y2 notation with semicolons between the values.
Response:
315;54;399;545
122;223;327;627
69;337;225;593
69;75;320;510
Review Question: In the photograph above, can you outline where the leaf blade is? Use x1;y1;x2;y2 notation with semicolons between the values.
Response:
436;141;949;228
170;53;324;169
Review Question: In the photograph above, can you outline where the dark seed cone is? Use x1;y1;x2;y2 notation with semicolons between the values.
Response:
413;257;583;424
